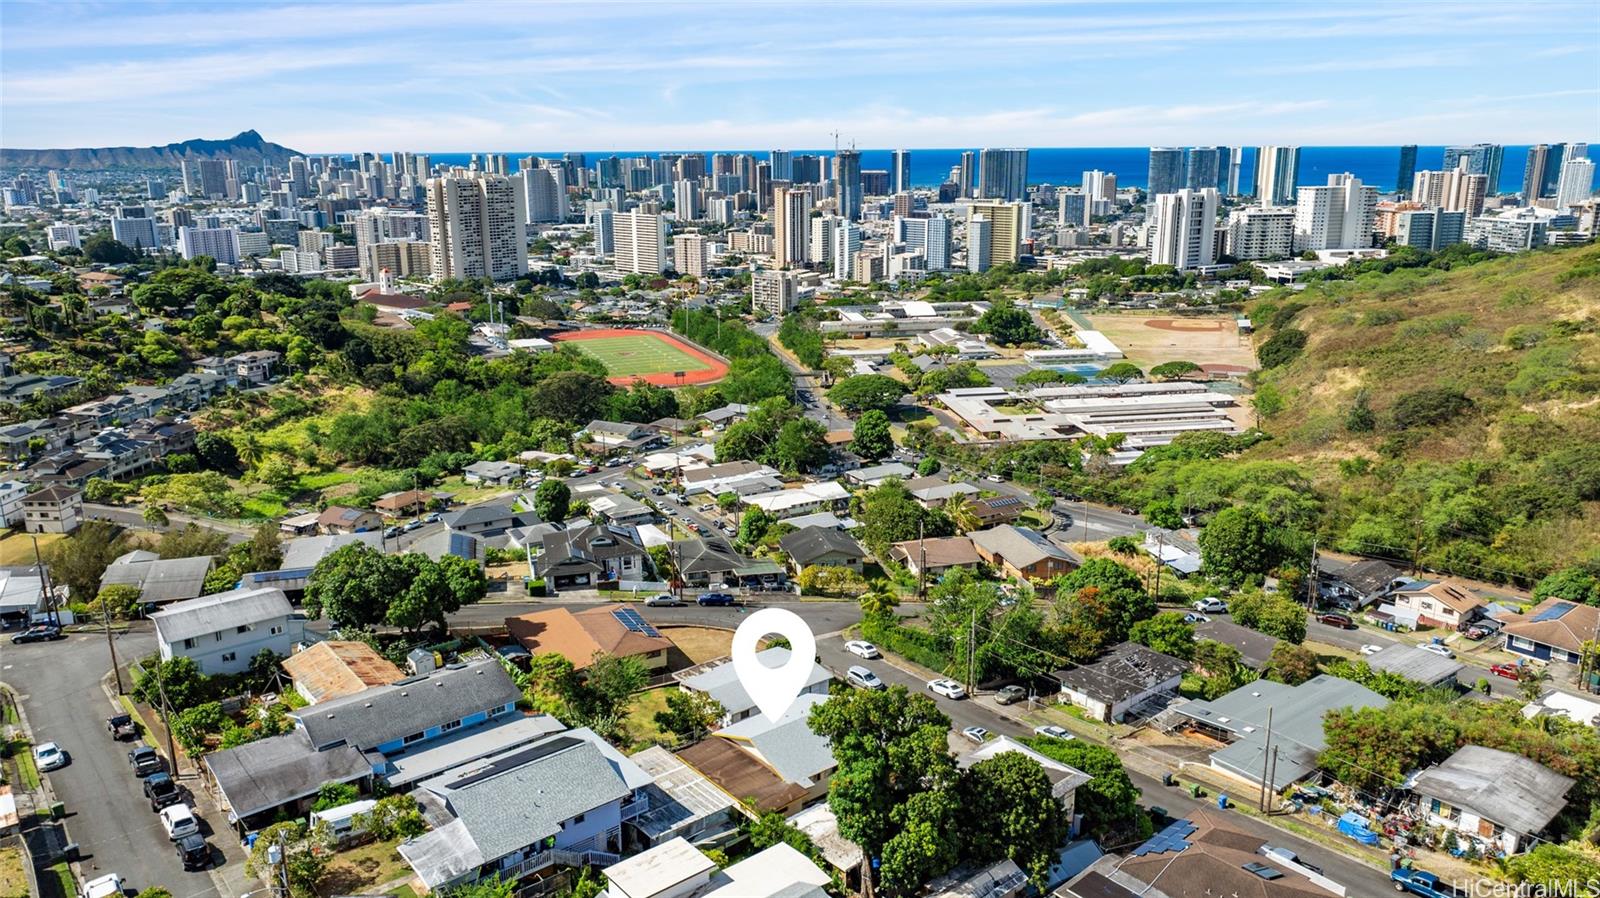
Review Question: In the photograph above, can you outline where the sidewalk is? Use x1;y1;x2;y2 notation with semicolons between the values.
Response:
0;684;77;898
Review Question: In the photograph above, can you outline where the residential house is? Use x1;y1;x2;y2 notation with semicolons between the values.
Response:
1191;620;1280;671
280;641;406;705
374;489;443;518
970;524;1078;581
680;461;781;497
166;371;229;407
204;728;370;831
889;535;982;578
1317;554;1404;609
148;586;303;675
589;494;655;527
844;461;915;487
462;460;526;486
1409;746;1573;855
1063;810;1348;898
73;428;161;479
1389;578;1486;630
903;475;979;508
99;550;215;606
398;726;654;892
0;568;49;629
278;511;322;536
1502;598;1600;666
227;350;280;385
673;539;744;588
290;657;523;755
967;495;1026;527
675;648;832;727
1174;674;1389;790
1365;644;1465;688
317;505;383;535
0;373;82;406
600;837;718;898
0;418;71;461
679;692;838;816
409;528;485;565
925;860;1028;898
581;420;659;452
26;455;108;490
441;502;528;536
779;527;866;574
697;403;751;428
22;485;82;533
602;840;829;898
538;523;649;592
506;604;673;673
957;735;1091;816
742;481;850;519
0;480;28;527
1053;641;1187;723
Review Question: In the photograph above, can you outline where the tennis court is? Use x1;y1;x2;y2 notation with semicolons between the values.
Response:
551;328;728;386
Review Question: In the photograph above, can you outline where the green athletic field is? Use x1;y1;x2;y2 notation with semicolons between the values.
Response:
564;332;715;378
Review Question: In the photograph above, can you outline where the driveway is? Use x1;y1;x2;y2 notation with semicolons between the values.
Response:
4;628;223;898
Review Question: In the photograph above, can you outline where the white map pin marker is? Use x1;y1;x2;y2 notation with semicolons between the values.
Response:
732;608;818;723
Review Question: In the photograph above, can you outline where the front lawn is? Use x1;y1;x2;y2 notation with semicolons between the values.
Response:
0;846;27;898
623;687;674;750
316;838;411;897
2;739;40;789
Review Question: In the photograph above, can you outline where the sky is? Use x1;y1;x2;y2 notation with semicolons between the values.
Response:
2;0;1597;153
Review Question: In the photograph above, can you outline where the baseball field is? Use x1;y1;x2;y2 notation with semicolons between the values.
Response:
551;328;727;386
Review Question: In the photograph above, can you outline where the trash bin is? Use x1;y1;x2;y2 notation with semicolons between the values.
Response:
49;801;64;819
1218;793;1229;809
1162;773;1175;787
61;843;79;862
1189;784;1204;798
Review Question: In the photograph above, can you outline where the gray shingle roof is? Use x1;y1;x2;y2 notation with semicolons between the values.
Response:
294;659;522;751
204;729;368;820
679;649;831;718
1411;746;1574;835
971;524;1076;569
100;554;215;604
148;587;291;645
779;527;865;565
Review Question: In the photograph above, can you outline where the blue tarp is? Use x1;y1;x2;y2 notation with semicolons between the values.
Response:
1337;811;1380;845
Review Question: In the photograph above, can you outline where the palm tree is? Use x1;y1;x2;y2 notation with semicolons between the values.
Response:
859;580;900;620
943;495;981;533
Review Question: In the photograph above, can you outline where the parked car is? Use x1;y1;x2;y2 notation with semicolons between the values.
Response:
1182;612;1209;624
644;594;683;607
10;624;64;644
845;640;880;659
696;592;735;607
994;685;1027;705
846;666;885;690
160;804;200;840
1315;612;1356;629
1420;643;1455;659
960;726;989;744
1193;597;1228;614
1359;644;1384;656
423;512;442;523
1490;662;1523;680
927;678;967;700
175;833;210;870
78;874;124;898
1033;725;1073;741
403;519;425;532
144;772;183;810
1390;868;1463;898
985;474;1005;483
33;742;67;771
128;745;164;777
1464;620;1503;640
383;526;402;539
106;714;137;740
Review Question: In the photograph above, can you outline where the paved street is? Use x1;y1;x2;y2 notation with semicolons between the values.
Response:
3;628;223;898
1305;617;1522;699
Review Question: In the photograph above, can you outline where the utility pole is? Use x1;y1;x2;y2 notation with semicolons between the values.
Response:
966;607;977;694
32;536;59;627
1306;538;1319;611
153;658;180;778
1410;519;1425;576
1258;706;1274;812
102;595;124;695
1152;532;1164;600
917;519;926;600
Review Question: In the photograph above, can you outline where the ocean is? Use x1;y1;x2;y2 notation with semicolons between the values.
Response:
425;145;1555;195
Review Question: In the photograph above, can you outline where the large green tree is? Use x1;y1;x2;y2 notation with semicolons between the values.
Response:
1129;611;1197;660
387;553;487;633
971;299;1044;346
302;543;408;629
533;479;571;523
1198;505;1280;587
42;520;129;605
851;409;894;461
1025;739;1144;840
828;374;906;414
958;751;1070;882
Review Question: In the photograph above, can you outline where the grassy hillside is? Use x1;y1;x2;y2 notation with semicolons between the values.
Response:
1244;244;1600;584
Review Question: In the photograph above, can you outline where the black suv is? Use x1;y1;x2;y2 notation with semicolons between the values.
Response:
144;772;183;810
129;746;165;777
175;833;210;870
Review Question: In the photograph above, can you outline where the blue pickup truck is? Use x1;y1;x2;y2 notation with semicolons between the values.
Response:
1391;869;1467;897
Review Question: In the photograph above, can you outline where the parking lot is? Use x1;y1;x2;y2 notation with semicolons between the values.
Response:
5;628;225;898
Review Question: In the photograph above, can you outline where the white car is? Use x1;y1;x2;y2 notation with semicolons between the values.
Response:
1193;597;1228;614
845;640;880;659
927;678;967;700
644;594;683;607
33;742;67;771
79;874;124;898
1420;643;1455;659
160;803;200;840
960;726;990;744
985;474;1005;483
1033;725;1074;741
1359;644;1383;656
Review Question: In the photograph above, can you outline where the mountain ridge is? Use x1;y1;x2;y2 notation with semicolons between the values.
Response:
0;130;301;170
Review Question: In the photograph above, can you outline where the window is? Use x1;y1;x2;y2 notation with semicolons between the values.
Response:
270;625;282;635
402;732;425;745
182;638;197;650
236;625;251;634
221;652;236;663
441;719;462;732
571;813;585;825
214;631;224;642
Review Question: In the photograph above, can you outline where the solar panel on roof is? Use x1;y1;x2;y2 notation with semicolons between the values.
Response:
1532;602;1576;622
1132;819;1196;856
612;608;661;638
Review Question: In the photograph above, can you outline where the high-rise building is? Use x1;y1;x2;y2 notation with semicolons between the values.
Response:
674;231;707;277
673;179;701;220
892;192;915;219
517;166;567;223
178;226;241;264
1396;145;1419;197
1442;144;1504;193
1556;157;1596;208
894;215;951;270
1413;160;1487;216
751;268;800;315
181;159;228;199
861;170;890;196
46;223;80;251
592;208;615;255
891;149;912;194
1293;173;1377;252
832;220;861;280
146;179;167;200
1058;188;1089;228
769;151;793;182
1255;146;1301;207
1522;144;1556;202
359;241;431;281
1147;147;1184;196
425;173;527;282
977;148;1028;201
1185;147;1222;192
110;208;159;251
1148;188;1218;270
614;211;669;275
1395;209;1467;251
810;216;837;268
1546;144;1586;198
1224;206;1295;261
834;150;862;221
958;151;976;198
792;154;822;184
1217;147;1240;195
967;216;992;272
773;187;811;268
966;200;1023;268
